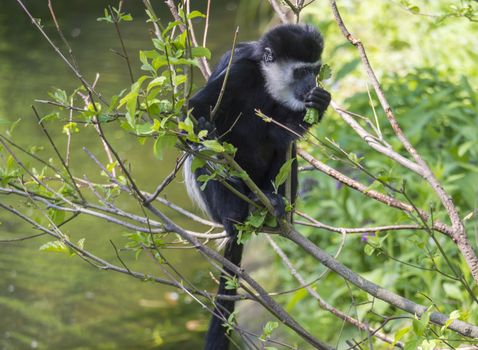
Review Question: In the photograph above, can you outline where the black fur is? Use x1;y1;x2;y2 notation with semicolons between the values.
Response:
187;24;330;350
258;24;324;63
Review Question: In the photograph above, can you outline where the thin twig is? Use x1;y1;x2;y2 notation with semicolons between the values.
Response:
109;2;135;83
210;27;239;122
32;106;85;202
296;211;424;234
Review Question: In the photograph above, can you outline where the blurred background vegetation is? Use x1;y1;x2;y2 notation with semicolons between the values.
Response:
0;0;477;349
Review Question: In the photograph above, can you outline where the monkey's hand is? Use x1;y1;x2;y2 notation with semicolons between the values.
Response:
305;87;331;121
195;116;217;139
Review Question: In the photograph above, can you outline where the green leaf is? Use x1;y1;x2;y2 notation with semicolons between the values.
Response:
421;340;438;350
274;158;295;187
285;288;308;312
248;211;266;228
187;10;206;19
458;141;474;157
62;122;79;134
364;244;375;256
119;76;148;128
191;47;211;59
39;112;60;123
178;116;195;135
135;123;154;135
7;118;21;137
442;310;461;332
443;282;462;300
120;13;133;22
191;157;206;172
224;276;239;290
97;9;113;23
39;240;70;254
404;338;422;350
260;321;279;340
392;326;410;347
202;140;225;153
77;238;85;249
304;108;319;124
412;318;426;336
223;142;237;155
153;133;177;160
163;20;183;36
223;311;237;335
318;63;332;81
48;208;65;226
49;88;68;104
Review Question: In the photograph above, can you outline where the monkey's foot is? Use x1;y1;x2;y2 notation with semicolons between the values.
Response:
264;192;286;218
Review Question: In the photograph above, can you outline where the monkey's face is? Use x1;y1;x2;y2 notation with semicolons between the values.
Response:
260;50;321;112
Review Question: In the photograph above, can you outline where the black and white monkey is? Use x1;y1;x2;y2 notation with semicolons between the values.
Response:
184;24;331;350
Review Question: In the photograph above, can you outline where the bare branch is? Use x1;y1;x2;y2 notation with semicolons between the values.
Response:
268;0;290;23
296;211;424;235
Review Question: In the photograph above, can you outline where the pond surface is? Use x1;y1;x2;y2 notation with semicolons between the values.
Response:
0;1;261;349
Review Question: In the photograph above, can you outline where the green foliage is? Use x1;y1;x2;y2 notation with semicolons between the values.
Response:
291;66;478;347
97;7;133;23
236;209;268;243
260;321;279;341
224;275;239;290
39;238;84;256
223;311;237;335
303;108;319;125
124;231;165;259
274;2;478;348
39;240;70;254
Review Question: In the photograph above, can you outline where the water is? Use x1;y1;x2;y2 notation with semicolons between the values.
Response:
0;1;261;349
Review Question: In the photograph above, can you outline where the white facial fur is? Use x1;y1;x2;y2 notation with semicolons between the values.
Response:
260;61;320;111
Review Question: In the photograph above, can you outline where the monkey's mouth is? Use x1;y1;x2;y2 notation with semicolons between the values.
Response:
294;90;310;102
294;82;316;102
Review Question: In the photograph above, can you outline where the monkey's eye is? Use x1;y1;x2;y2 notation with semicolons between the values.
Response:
293;67;309;79
263;47;275;63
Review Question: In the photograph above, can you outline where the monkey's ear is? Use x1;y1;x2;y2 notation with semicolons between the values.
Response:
263;47;275;63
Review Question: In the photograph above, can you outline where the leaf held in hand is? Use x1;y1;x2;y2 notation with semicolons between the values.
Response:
304;108;319;125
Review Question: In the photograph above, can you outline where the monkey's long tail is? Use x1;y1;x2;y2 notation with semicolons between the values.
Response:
204;236;243;350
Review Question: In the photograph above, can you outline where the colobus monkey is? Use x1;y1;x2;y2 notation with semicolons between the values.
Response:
184;24;331;350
